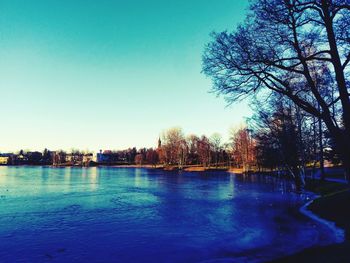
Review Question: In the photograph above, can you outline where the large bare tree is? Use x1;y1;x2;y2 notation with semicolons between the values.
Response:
203;0;350;178
161;127;187;167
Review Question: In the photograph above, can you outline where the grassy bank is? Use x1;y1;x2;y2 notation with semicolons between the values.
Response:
270;179;350;262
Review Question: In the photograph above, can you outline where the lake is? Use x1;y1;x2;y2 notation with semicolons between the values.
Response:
0;166;340;262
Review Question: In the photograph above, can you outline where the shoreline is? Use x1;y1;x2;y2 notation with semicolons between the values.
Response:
299;197;345;243
0;164;242;173
270;181;350;262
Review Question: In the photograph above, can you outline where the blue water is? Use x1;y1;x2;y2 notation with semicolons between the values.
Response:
0;167;338;262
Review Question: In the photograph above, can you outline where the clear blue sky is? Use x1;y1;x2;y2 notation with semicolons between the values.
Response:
0;0;251;152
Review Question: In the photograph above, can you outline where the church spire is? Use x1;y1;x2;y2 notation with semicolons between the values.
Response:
158;137;161;148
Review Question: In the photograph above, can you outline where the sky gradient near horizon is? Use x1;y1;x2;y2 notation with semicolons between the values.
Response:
0;0;251;152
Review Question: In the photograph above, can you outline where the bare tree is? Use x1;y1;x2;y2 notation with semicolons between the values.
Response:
230;127;256;172
186;134;200;165
161;127;186;167
197;135;212;167
146;148;159;167
251;95;307;187
135;154;144;166
203;0;350;179
210;133;223;168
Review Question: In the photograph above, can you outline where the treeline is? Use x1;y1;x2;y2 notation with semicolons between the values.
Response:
1;120;340;185
97;148;159;166
158;128;230;168
0;149;94;166
0;127;258;169
98;127;255;169
150;127;255;170
0;128;256;168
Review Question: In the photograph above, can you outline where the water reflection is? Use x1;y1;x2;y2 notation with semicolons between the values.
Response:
134;168;150;188
89;167;98;191
234;173;297;193
0;167;338;263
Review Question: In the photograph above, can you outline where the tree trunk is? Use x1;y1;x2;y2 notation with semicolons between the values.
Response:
318;116;325;180
341;148;350;183
287;165;305;191
319;1;350;182
296;106;307;180
321;0;350;143
318;104;325;180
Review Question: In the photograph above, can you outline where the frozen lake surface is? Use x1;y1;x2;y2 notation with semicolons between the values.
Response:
0;167;339;262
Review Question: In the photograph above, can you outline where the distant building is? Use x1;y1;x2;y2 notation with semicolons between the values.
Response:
0;153;12;165
14;154;28;165
0;157;9;165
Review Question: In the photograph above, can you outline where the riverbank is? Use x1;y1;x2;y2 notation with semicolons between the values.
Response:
105;164;235;172
270;179;350;262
